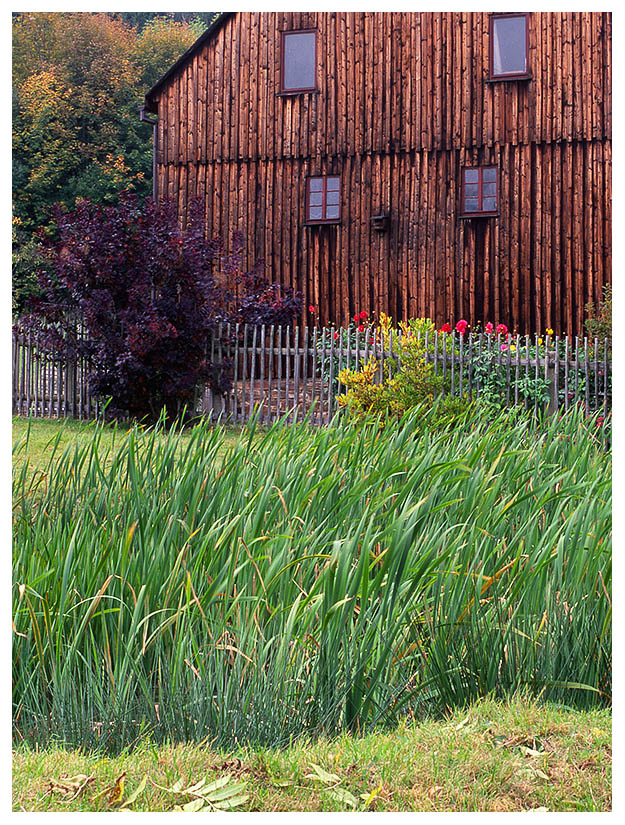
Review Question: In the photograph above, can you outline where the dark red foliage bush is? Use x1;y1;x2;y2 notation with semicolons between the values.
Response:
20;192;301;421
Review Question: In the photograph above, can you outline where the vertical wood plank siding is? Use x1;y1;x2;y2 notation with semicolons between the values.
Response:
150;11;611;335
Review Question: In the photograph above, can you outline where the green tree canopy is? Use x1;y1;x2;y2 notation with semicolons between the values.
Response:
12;12;215;315
12;12;210;233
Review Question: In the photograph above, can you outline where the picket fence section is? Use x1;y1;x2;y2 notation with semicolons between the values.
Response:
203;325;611;424
12;332;102;420
13;326;611;424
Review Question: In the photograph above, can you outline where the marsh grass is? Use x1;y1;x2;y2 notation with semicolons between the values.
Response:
12;404;611;753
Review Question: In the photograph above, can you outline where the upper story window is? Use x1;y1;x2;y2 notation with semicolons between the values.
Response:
461;167;498;217
281;30;317;93
306;176;341;224
490;13;530;80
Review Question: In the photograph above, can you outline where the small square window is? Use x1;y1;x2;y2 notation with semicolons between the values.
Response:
461;167;498;217
306;176;341;224
490;14;529;80
281;30;317;93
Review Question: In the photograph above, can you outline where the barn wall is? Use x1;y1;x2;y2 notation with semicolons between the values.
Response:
155;11;611;161
151;11;612;334
159;139;610;335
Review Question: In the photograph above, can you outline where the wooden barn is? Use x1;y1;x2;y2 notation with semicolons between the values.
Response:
142;11;611;335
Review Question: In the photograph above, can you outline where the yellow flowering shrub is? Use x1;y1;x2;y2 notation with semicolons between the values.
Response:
337;317;468;425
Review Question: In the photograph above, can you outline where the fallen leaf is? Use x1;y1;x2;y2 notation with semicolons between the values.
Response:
360;786;382;808
306;764;341;784
174;798;206;812
327;787;358;808
520;745;543;758
120;775;148;810
47;774;95;802
91;772;127;806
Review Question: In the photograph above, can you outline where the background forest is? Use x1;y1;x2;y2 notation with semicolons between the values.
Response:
12;11;217;316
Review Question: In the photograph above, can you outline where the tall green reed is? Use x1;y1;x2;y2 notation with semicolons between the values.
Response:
13;405;611;752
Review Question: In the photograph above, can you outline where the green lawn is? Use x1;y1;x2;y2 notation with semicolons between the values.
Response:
13;697;611;812
12;415;245;477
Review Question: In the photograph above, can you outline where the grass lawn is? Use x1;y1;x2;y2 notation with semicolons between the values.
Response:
12;415;245;477
13;697;611;812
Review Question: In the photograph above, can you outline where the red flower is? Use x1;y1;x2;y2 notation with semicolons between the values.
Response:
333;331;339;340
484;322;494;334
357;324;365;333
308;305;316;313
455;319;469;334
353;314;360;324
369;337;375;344
359;310;368;320
496;323;508;335
439;323;452;334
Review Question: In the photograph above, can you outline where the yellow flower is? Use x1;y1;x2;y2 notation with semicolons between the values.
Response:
538;337;543;347
510;344;516;353
546;328;554;336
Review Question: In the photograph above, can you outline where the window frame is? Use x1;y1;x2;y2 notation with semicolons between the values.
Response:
489;12;530;81
305;175;342;225
280;28;318;94
460;166;499;218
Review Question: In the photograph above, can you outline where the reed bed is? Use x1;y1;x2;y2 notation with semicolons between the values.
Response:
13;405;611;753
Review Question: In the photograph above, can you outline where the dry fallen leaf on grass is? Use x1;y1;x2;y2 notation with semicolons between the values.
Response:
91;772;126;806
46;774;95;802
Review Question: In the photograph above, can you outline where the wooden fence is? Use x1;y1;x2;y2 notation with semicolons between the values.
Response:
12;332;101;420
13;326;611;424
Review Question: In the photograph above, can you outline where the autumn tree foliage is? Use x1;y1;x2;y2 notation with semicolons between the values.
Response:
12;13;209;313
23;193;301;422
13;13;203;228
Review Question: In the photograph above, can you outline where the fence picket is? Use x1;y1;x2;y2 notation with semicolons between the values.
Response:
319;328;326;424
584;337;590;415
277;325;283;419
553;336;560;412
249;324;258;419
311;327;318;422
293;325;300;424
593;336;599;412
327;327;336;423
285;325;291;422
603;338;609;417
260;324;266;423
267;324;275;422
302;325;309;416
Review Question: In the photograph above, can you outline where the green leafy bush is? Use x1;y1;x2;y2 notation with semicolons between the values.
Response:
337;314;467;425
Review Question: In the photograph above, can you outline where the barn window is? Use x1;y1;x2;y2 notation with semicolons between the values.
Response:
490;13;530;80
281;30;317;93
460;167;498;216
306;176;341;223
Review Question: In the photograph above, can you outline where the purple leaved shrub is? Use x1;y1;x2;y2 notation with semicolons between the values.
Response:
20;191;301;422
